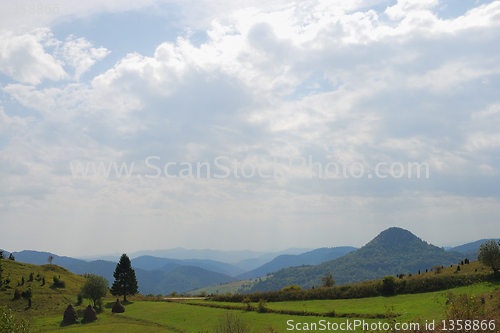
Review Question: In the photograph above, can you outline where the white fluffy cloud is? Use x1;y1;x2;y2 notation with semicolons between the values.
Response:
1;0;500;255
0;28;66;85
0;28;110;85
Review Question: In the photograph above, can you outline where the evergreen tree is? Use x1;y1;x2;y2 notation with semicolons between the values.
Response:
0;250;4;259
110;254;138;302
8;253;15;261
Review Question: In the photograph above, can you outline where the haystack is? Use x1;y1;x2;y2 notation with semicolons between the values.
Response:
82;305;98;322
111;298;125;313
62;304;78;324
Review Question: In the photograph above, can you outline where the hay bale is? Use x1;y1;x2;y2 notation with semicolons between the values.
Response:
82;305;97;322
111;299;125;313
62;304;78;324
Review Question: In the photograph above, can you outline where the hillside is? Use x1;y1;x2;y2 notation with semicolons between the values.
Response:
236;246;357;280
0;259;86;317
249;227;466;292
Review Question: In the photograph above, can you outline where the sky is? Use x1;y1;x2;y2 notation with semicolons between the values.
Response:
1;0;499;258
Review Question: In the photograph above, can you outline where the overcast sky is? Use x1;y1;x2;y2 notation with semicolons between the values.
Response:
1;0;499;257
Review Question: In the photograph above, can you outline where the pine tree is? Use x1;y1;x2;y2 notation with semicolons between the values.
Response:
110;254;138;302
8;253;15;261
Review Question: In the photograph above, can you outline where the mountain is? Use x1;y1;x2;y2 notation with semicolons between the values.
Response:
149;266;236;295
127;248;267;262
249;227;466;292
8;250;235;295
232;248;313;271
236;246;357;280
77;247;313;270
11;250;90;269
448;239;500;260
131;256;244;277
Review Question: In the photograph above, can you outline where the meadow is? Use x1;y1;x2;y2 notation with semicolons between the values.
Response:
1;259;499;332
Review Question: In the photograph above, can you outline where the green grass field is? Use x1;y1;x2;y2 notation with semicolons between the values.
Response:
1;259;499;332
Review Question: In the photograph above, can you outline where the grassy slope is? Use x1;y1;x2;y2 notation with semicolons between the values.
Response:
189;276;269;295
0;260;86;317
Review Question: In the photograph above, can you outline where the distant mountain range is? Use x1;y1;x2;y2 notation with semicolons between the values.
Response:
447;239;500;260
248;227;469;292
2;230;497;294
130;256;244;276
236;246;357;280
79;247;311;270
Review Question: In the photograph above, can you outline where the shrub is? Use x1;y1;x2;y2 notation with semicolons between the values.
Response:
21;289;32;300
258;299;268;313
52;276;65;288
0;306;30;332
445;293;486;322
381;276;398;295
433;265;442;274
13;289;21;300
213;312;250;333
241;297;253;311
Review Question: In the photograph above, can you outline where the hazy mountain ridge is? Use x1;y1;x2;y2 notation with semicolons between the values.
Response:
249;227;467;292
131;255;244;277
236;246;357;280
447;239;500;260
5;230;497;295
78;247;312;271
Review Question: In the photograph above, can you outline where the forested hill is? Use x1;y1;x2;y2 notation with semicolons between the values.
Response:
249;227;466;292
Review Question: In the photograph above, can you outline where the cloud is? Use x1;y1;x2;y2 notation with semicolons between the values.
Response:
0;28;110;85
60;36;110;80
385;0;439;20
1;1;500;255
0;28;67;85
